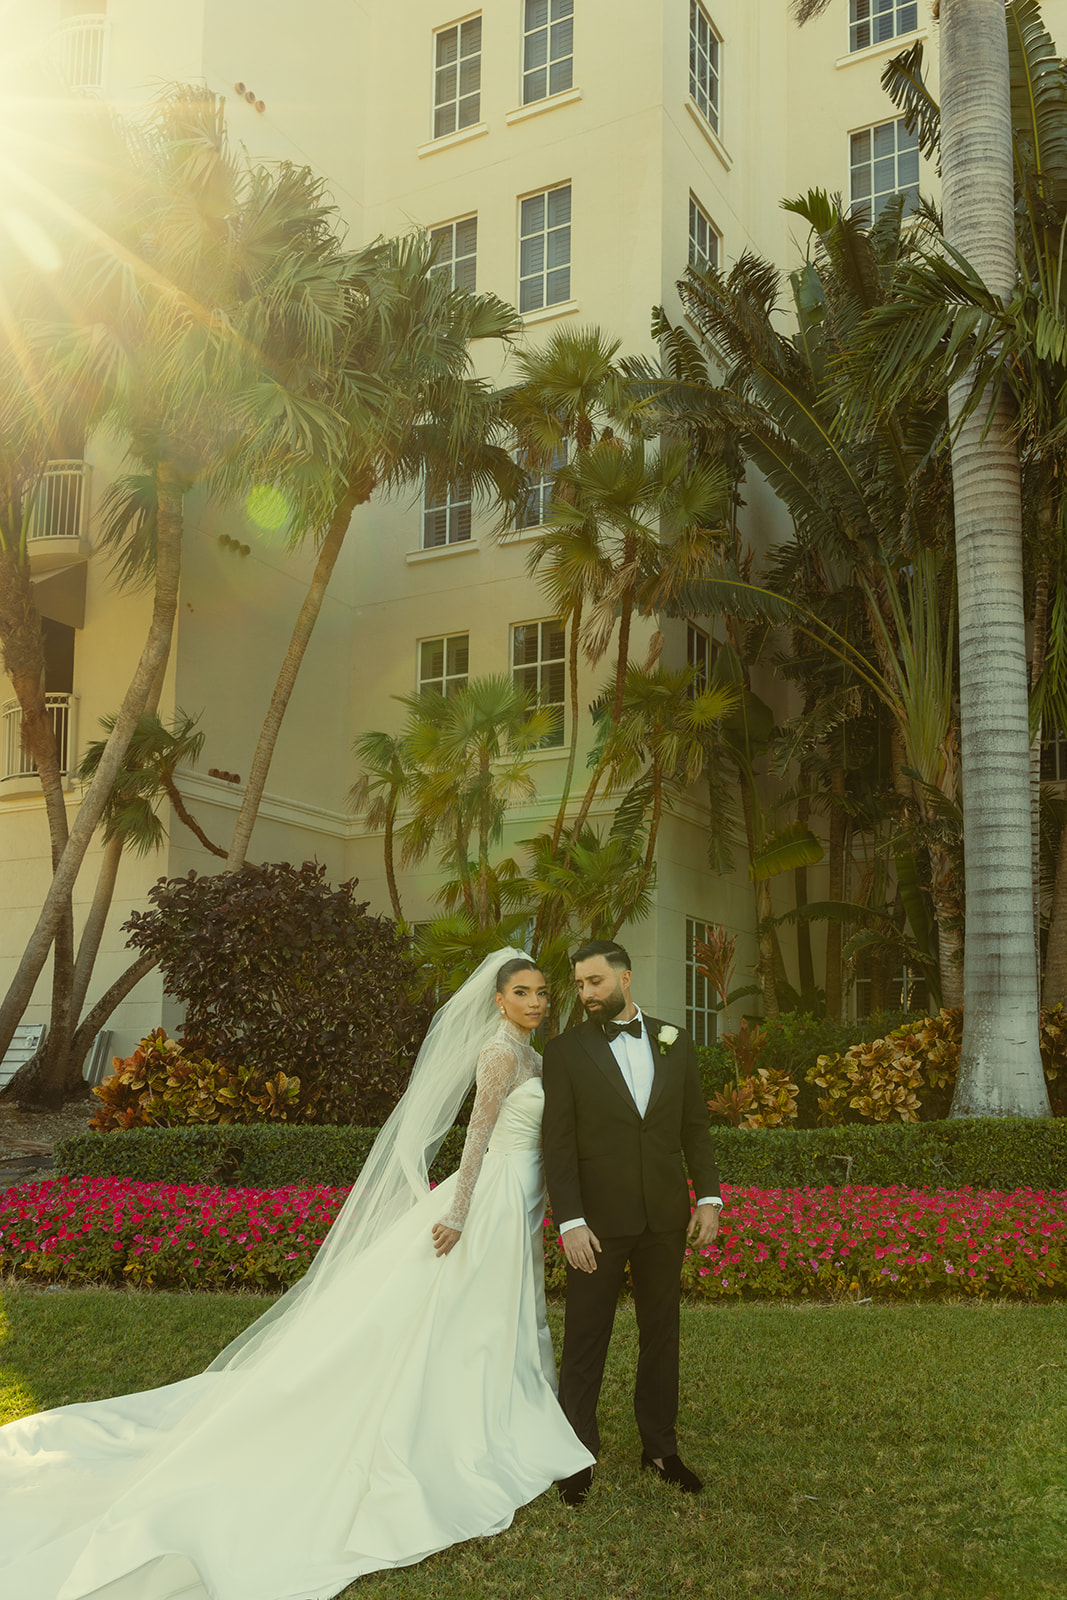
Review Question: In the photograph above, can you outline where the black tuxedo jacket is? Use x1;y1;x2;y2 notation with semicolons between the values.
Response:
541;1014;721;1238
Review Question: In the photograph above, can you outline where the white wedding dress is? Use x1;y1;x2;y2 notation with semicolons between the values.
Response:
0;1018;593;1600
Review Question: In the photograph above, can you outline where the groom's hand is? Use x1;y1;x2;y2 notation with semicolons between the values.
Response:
562;1225;602;1274
687;1204;720;1248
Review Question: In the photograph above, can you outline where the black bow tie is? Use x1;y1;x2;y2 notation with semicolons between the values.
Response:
603;1018;642;1042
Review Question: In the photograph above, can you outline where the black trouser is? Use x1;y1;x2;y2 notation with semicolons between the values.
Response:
558;1226;686;1459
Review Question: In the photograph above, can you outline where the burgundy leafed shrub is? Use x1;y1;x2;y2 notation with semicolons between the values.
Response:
122;861;432;1124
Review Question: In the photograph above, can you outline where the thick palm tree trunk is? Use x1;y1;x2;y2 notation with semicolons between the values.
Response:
0;471;185;1067
227;480;366;871
69;832;124;1024
941;0;1048;1116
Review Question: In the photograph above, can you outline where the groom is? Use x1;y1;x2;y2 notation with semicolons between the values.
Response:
542;939;722;1506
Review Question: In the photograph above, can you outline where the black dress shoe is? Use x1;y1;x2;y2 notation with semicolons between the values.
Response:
640;1451;703;1493
557;1466;593;1506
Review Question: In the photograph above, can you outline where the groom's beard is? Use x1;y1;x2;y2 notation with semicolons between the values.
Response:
581;984;627;1024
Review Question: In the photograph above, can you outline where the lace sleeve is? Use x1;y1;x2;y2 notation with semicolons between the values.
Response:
438;1038;520;1231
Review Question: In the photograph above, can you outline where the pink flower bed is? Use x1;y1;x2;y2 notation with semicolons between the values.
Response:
1;1178;1064;1299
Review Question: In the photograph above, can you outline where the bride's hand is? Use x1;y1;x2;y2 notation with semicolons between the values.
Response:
431;1222;462;1257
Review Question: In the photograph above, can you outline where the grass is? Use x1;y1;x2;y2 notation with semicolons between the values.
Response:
2;1289;1066;1600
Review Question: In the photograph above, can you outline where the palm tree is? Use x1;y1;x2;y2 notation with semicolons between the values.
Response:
348;732;413;922
636;196;958;1013
805;1;1052;1113
0;89;349;1092
399;676;557;931
225;236;522;872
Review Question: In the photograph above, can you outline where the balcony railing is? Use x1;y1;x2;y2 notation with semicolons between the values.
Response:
1;694;75;782
53;17;108;95
26;460;90;545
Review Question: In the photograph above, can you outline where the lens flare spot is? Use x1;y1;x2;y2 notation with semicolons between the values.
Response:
4;210;61;274
245;485;291;532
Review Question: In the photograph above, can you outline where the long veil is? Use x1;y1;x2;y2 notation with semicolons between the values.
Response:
208;946;530;1373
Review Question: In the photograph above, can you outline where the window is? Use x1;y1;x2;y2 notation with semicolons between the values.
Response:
689;1;720;134
423;477;472;547
523;0;574;104
433;15;482;139
512;619;565;746
519;184;572;313
849;0;919;53
854;957;927;1019
419;633;469;698
688;196;719;273
1042;725;1067;781
850;118;920;223
687;623;711;693
518;441;567;529
685;917;718;1047
429;216;477;292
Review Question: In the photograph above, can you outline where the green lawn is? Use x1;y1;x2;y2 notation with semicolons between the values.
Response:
2;1289;1065;1600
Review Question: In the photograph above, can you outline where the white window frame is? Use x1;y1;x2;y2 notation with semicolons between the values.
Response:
687;622;711;694
688;195;719;274
429;215;478;292
423;476;472;548
685;916;718;1047
511;618;566;747
518;183;572;314
418;633;470;698
522;0;575;105
849;117;920;223
433;14;482;141
517;440;568;530
848;0;919;54
689;1;720;135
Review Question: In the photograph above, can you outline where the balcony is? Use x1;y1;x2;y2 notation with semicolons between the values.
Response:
1;693;77;786
52;16;108;95
26;461;91;572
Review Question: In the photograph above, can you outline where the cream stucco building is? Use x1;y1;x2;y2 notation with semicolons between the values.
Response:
1;0;1018;1064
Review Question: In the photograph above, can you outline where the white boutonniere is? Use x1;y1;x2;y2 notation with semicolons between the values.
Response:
656;1024;679;1056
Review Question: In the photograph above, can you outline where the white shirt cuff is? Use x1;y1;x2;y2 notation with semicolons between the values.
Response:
696;1196;722;1207
558;1216;586;1234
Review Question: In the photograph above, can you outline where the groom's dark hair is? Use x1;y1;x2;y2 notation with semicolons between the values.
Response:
571;939;631;972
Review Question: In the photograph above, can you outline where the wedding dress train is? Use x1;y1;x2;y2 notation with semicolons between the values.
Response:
0;1060;593;1600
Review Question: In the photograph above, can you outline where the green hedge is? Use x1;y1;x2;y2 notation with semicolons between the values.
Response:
55;1117;1067;1192
54;1125;469;1189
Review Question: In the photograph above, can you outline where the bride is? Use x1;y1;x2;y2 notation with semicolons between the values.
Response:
0;948;593;1600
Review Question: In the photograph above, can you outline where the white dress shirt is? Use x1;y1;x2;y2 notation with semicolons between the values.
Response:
558;1007;722;1234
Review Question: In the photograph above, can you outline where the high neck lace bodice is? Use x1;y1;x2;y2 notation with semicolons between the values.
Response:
438;1019;543;1230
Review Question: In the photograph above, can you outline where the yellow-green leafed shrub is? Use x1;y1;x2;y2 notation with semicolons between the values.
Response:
809;1005;1067;1125
89;1028;321;1131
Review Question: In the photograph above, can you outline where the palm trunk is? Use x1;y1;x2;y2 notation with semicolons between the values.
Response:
383;802;403;922
928;843;964;1007
795;784;815;998
737;769;778;1020
69;832;124;1024
227;478;368;871
477;753;491;930
610;546;636;724
67;950;160;1081
1029;548;1050;961
163;772;227;858
0;468;185;1068
1042;809;1067;1004
941;0;1048;1116
824;766;847;1022
549;598;583;852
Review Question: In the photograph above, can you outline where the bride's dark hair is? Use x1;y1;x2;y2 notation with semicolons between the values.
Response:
495;956;542;992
